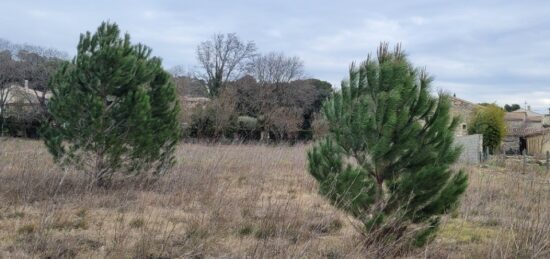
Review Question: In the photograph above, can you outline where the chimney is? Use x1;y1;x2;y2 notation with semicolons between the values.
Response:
24;79;29;90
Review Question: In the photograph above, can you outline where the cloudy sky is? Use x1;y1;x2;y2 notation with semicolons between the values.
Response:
1;0;549;112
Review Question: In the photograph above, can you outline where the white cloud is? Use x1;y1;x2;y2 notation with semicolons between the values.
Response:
1;0;549;111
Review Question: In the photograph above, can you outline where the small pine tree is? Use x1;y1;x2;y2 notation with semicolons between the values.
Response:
42;22;180;187
468;104;506;154
308;43;468;250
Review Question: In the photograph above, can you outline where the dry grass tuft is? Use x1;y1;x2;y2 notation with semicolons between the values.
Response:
1;137;549;258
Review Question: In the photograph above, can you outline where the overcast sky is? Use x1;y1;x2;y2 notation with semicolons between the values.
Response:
1;0;549;112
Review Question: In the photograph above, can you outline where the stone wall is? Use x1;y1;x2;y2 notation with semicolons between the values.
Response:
454;134;483;164
502;136;520;154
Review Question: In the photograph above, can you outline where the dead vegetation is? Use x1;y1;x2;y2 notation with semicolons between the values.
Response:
1;138;549;258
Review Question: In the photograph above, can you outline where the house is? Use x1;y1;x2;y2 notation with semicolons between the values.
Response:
449;95;480;136
1;81;50;117
449;96;484;164
0;80;50;137
502;108;545;154
180;96;210;109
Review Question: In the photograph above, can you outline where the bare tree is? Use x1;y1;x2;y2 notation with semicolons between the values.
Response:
311;112;329;139
0;39;67;114
264;106;303;141
0;38;68;60
169;65;209;98
210;87;238;138
0;41;66;136
196;33;256;97
169;65;191;78
248;52;304;84
0;51;20;135
17;51;63;113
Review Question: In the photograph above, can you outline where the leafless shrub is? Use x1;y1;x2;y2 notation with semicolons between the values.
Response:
311;112;329;139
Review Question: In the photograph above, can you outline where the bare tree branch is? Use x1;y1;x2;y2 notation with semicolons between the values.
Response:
0;50;21;135
196;33;256;97
0;40;66;136
248;52;305;85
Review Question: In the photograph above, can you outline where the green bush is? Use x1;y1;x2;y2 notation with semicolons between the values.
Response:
468;104;506;154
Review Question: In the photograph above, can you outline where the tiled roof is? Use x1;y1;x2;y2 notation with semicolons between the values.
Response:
505;112;525;121
525;128;550;137
513;108;544;117
505;109;543;122
3;84;51;105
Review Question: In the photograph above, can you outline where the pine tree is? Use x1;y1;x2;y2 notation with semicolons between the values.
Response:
308;43;468;250
42;22;180;187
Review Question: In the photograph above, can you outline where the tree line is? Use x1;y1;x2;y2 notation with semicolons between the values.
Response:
170;33;333;142
0;33;332;142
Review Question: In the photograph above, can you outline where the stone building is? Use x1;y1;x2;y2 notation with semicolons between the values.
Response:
1;82;50;117
180;96;210;109
0;80;50;137
449;96;480;136
503;108;545;154
448;96;484;164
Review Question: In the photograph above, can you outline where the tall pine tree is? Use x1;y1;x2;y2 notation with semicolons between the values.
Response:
42;22;180;187
308;43;468;250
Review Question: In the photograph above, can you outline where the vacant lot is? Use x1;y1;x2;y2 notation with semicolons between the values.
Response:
1;138;549;258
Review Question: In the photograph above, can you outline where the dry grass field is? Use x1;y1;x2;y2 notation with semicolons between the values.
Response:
1;138;549;258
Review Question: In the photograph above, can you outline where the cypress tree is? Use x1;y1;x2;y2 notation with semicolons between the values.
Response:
42;22;180;187
308;43;468;249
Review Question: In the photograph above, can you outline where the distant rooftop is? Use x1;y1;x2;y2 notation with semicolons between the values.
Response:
505;108;544;122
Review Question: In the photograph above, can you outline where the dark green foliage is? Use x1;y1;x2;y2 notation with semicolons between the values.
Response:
468;104;506;154
307;78;333;112
504;103;521;112
228;76;333;141
307;43;468;249
299;79;333;139
42;22;180;186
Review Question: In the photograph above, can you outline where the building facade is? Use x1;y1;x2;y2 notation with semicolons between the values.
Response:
449;96;479;136
503;108;545;154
